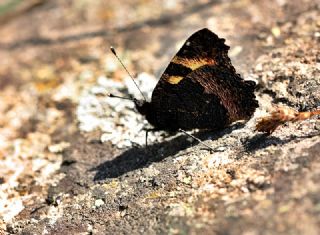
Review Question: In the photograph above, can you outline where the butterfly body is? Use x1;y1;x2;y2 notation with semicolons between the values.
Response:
135;28;258;132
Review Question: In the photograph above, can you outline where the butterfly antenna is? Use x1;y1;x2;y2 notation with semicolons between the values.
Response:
108;93;134;101
110;46;147;102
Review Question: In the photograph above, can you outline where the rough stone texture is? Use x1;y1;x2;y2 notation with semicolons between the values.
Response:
0;0;319;234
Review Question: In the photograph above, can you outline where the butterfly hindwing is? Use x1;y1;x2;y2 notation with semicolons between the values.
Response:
186;65;257;122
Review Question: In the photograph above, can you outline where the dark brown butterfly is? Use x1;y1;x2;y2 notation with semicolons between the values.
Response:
129;28;258;132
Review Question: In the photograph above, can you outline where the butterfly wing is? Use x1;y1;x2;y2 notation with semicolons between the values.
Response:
146;28;258;131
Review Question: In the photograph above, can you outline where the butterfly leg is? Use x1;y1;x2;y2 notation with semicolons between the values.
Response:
143;127;161;148
178;128;216;153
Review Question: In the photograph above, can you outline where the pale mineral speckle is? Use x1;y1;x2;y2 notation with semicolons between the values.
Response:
229;45;243;57
77;73;160;148
48;142;71;154
0;199;24;223
94;199;105;208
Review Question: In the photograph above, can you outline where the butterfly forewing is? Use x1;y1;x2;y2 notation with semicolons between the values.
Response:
142;28;258;131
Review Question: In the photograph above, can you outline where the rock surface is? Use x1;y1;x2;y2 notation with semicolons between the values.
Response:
0;0;319;234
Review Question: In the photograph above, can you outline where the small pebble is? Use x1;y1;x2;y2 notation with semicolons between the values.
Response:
94;199;105;207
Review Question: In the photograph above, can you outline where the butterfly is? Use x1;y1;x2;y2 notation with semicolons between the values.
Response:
128;28;258;132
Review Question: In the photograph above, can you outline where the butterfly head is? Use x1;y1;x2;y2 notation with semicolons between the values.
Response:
134;99;150;116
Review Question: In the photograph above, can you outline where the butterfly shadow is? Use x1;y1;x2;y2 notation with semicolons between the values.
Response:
243;131;320;153
91;123;245;180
